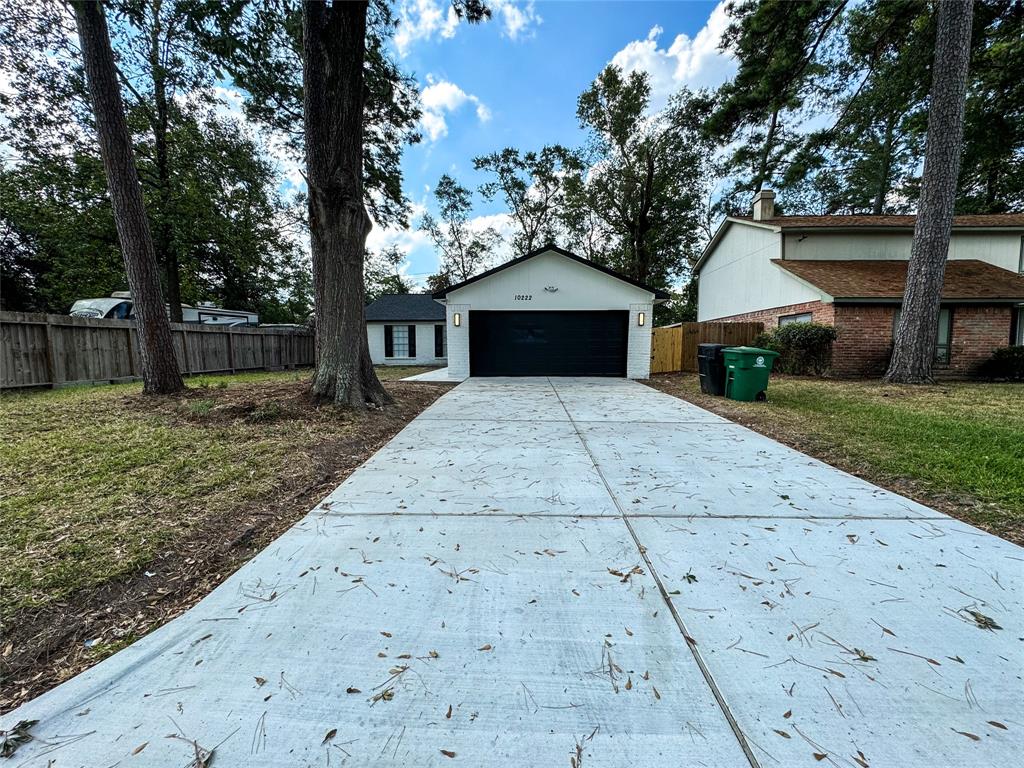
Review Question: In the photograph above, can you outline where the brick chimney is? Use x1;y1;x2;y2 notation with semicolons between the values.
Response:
752;188;775;221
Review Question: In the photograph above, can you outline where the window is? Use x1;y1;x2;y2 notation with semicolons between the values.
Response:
434;324;446;358
779;312;812;327
110;301;133;320
1016;307;1024;346
893;307;953;364
384;324;416;358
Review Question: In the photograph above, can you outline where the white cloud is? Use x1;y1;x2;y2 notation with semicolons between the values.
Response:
609;0;735;108
394;0;541;56
367;208;518;288
394;0;460;57
491;0;542;41
419;76;491;141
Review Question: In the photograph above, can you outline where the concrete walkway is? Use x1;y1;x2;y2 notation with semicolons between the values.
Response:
3;379;1021;766
401;366;466;382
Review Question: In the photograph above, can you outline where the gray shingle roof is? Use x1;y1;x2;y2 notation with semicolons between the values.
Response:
365;293;445;322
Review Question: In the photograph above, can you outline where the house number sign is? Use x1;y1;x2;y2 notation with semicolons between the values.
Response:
514;294;533;301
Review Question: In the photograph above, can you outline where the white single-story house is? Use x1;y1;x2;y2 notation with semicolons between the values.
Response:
432;245;669;379
365;294;448;366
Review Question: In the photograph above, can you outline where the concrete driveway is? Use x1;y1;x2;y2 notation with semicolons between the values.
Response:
3;378;1021;767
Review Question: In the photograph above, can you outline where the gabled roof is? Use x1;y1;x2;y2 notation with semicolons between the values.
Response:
771;259;1024;302
364;293;445;322
431;244;672;301
695;212;1024;274
741;213;1024;229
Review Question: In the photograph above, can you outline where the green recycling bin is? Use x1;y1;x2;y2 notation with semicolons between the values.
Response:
722;346;779;402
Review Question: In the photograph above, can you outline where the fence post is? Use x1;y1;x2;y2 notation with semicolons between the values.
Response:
227;326;236;373
43;315;57;388
125;326;136;378
179;325;192;376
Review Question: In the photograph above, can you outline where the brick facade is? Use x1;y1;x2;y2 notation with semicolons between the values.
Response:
715;301;1014;378
832;305;897;376
948;305;1016;376
627;302;654;379
714;300;836;328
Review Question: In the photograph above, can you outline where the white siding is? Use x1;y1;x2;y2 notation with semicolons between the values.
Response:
445;250;654;309
697;224;822;320
784;230;1023;272
367;322;447;366
442;249;658;379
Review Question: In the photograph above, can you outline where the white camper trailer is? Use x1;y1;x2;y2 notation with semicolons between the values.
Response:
69;292;258;326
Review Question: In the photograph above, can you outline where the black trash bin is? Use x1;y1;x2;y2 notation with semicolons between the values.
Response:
697;343;728;396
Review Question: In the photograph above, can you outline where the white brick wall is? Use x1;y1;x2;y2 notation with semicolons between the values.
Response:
445;304;471;378
627;303;653;379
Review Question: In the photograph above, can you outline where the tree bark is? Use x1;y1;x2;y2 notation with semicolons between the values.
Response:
754;107;779;192
872;115;896;215
148;0;184;323
885;0;973;384
303;0;390;408
73;0;184;394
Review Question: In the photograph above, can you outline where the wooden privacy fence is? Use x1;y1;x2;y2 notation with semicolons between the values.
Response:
0;311;314;389
650;321;764;374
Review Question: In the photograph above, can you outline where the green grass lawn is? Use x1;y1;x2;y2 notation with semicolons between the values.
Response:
0;366;438;621
649;375;1024;543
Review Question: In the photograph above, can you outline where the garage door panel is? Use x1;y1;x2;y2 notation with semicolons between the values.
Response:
470;310;627;377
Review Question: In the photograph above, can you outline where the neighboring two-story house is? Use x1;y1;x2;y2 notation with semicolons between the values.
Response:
694;190;1024;376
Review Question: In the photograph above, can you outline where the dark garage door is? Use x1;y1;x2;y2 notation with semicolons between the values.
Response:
469;310;628;377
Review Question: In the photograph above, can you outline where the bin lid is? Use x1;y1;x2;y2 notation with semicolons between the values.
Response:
723;346;779;357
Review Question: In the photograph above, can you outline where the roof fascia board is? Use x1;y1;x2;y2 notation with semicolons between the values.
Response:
433;245;670;300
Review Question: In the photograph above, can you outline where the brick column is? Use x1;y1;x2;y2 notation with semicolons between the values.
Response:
627;303;653;379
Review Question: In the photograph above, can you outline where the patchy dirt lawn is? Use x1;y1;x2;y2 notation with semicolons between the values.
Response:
647;373;1024;547
0;368;450;713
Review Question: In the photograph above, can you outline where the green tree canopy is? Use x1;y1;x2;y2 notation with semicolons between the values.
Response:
565;65;713;292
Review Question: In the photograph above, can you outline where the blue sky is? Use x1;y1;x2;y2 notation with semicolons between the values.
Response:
371;0;738;283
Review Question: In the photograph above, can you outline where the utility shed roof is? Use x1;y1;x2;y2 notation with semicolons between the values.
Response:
771;259;1024;301
365;294;445;322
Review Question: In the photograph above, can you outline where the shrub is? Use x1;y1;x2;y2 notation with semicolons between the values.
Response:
756;322;838;376
977;346;1024;381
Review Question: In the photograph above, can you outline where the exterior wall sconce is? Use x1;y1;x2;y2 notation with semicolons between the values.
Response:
453;312;462;327
637;312;645;327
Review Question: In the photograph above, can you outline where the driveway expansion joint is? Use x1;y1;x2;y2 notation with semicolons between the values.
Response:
546;377;764;768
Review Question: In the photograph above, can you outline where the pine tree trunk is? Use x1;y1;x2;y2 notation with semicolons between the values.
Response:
872;116;896;215
73;0;184;395
149;1;184;323
302;0;390;408
885;0;973;384
754;107;779;192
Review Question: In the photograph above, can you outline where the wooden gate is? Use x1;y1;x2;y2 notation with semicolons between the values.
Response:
651;321;764;374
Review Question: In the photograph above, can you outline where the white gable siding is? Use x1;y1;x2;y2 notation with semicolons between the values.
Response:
784;230;1023;272
697;224;822;321
367;322;447;366
445;250;653;308
442;250;656;379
